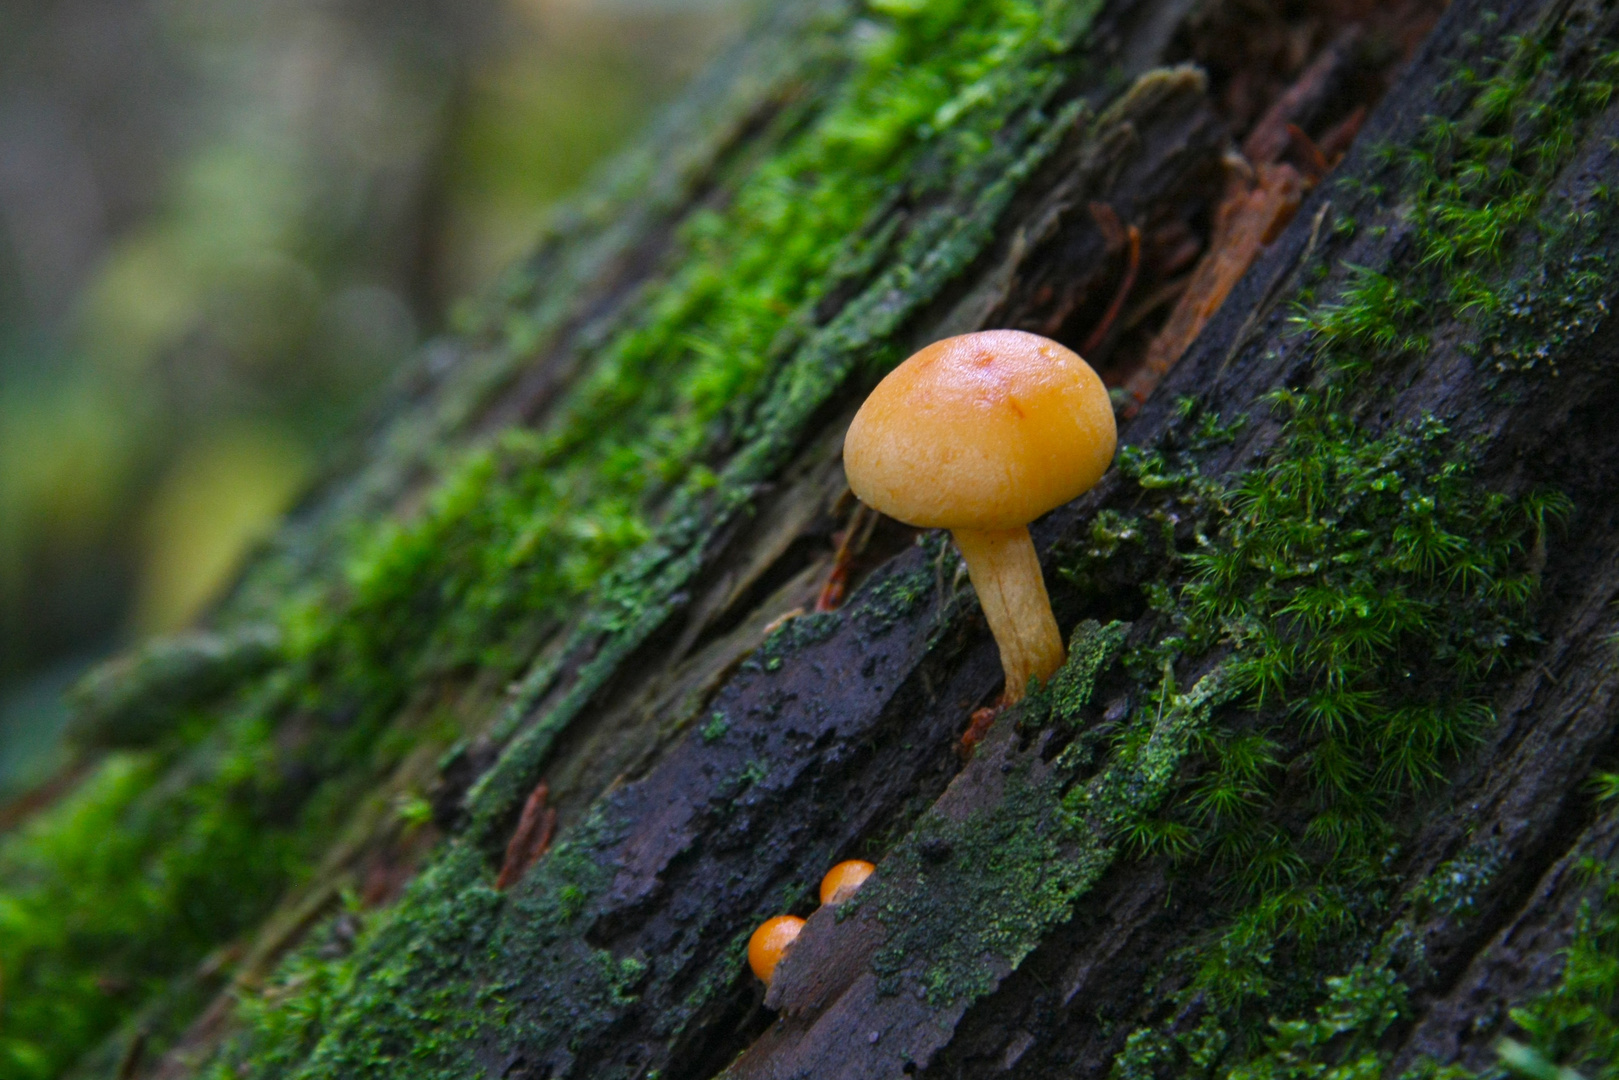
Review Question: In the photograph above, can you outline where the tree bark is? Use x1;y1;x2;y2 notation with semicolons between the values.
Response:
11;0;1619;1077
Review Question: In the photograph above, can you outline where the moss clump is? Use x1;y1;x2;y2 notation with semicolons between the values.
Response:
1043;618;1132;723
1056;402;1556;1029
0;694;316;1080
1221;962;1408;1080
1207;843;1619;1080
1314;36;1619;375
204;807;639;1080
853;565;936;635
700;711;731;743
203;843;506;1080
1489;857;1619;1080
1107;846;1488;1079
1135;404;1556;876
1472;245;1611;381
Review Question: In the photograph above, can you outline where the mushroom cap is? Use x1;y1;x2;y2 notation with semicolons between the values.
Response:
819;859;876;905
843;331;1116;531
748;915;805;985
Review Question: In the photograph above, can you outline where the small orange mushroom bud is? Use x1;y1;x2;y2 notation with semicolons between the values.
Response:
819;860;875;905
747;915;805;986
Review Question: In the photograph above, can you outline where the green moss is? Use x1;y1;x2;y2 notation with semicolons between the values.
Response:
205;804;647;1080
852;566;935;634
1202;845;1619;1080
700;711;730;743
1086;21;1619;1078
0;757;164;1076
1104;840;1496;1079
1162;405;1549;864
0;686;321;1080
205;843;506;1080
1311;35;1619;376
1043;619;1132;723
1225;963;1408;1080
1489;856;1619;1080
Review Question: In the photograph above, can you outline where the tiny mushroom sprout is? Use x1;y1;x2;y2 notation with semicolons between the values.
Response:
843;330;1116;703
819;859;875;905
748;915;806;986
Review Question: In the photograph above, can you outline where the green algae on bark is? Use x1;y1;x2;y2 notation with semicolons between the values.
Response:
859;620;1143;1008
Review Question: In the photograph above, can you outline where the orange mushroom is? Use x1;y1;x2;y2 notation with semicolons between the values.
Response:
819;860;875;905
843;330;1116;702
747;915;805;986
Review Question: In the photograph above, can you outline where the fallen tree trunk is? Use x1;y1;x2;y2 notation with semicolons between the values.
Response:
7;0;1619;1077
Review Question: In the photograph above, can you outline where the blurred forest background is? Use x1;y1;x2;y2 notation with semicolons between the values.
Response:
0;0;749;801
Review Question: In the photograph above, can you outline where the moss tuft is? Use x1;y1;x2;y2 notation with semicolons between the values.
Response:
1044;619;1132;724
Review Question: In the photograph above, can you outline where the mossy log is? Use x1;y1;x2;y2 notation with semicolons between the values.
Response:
7;0;1619;1077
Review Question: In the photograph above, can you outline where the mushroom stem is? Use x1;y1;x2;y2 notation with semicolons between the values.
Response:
950;525;1065;703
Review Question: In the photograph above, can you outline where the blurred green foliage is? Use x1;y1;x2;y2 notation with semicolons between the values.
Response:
0;0;746;797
